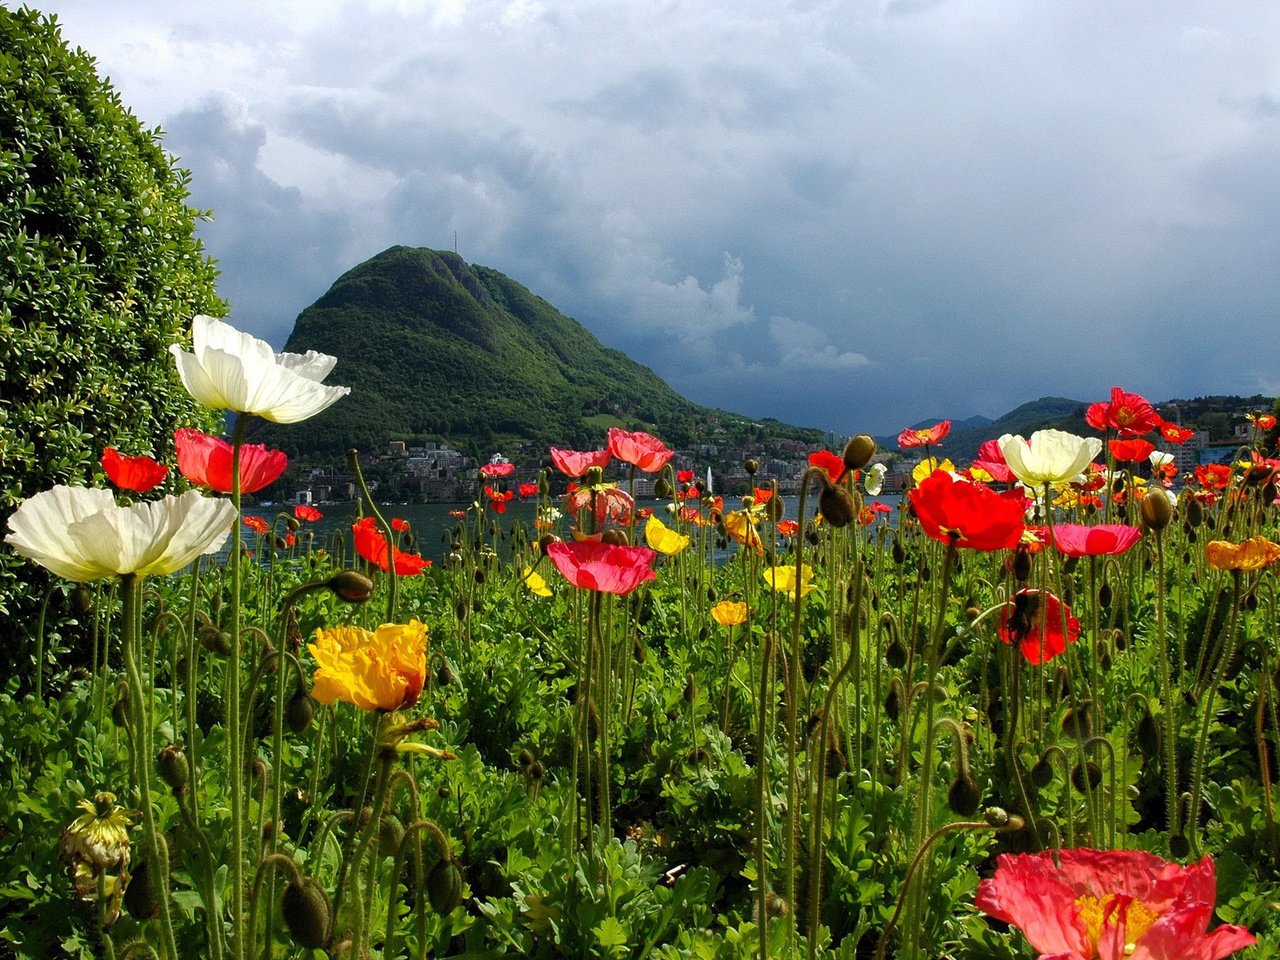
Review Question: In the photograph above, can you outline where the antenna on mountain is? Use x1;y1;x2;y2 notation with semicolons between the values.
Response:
454;231;458;254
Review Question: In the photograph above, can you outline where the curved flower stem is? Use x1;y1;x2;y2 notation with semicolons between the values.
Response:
227;413;248;957
120;574;178;960
245;853;301;958
326;711;382;944
349;749;395;958
754;630;775;960
1152;528;1180;844
32;583;55;702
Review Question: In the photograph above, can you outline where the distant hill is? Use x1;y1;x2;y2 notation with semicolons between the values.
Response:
254;246;825;459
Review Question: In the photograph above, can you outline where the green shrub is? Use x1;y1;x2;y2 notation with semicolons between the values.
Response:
0;6;223;680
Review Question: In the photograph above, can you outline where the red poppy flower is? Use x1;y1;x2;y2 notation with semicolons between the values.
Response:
518;482;538;499
243;515;270;535
294;504;323;522
545;540;657;595
479;460;515;478
1051;523;1143;557
908;472;1025;551
1085;386;1161;437
448;509;466;518
975;848;1254;960
352;516;430;575
679;506;703;524
390;517;410;532
1108;438;1156;462
484;486;515;514
776;519;799;537
1079;493;1104;510
752;487;774;504
549;447;612;478
635;507;653;520
1159;420;1196;444
1194;463;1232;491
174;429;287;495
999;589;1080;664
869;500;891;514
101;448;168;493
682;485;702;500
898;420;951;449
808;450;846;485
607;428;673;473
676;469;695;483
1249;412;1278;431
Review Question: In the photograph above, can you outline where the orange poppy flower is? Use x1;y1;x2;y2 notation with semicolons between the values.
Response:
607;428;673;473
1108;438;1155;462
243;515;270;535
1205;537;1280;572
1194;463;1232;491
352;516;430;575
1158;420;1196;444
309;619;428;712
294;504;323;522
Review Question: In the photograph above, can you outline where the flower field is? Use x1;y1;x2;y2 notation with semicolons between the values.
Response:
4;318;1280;959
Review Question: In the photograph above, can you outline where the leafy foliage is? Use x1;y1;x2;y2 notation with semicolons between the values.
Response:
0;7;223;672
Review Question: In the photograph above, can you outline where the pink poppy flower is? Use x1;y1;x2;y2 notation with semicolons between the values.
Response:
976;848;1254;960
1051;524;1143;558
174;429;287;495
545;540;657;595
898;420;951;449
480;460;515;478
606;428;673;473
550;447;612;478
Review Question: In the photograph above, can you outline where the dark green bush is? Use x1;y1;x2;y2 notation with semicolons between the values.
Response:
0;6;224;679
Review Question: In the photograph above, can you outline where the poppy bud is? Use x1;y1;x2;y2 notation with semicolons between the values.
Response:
891;539;905;565
842;435;876;472
633;636;648;663
885;638;907;670
884;683;900;721
1169;833;1190;858
1071;761;1102;793
286;689;315;734
765;893;789;917
112;685;132;728
584;466;604;486
825;742;847;778
200;625;232;657
766;495;784;522
537;533;562;556
1140;492;1173;531
538;470;550;497
474;567;486;584
818;483;856;529
1012;548;1032;583
683;672;697;703
655;477;673;499
71;585;93;614
426;858;464;914
518;748;536;770
744;458;760;475
1061;703;1093;741
124;856;160;920
1030;755;1054;788
379;814;405;858
1136;707;1160;758
157;744;188;793
948;773;982;816
601;528;630;546
327;576;373;604
1098;580;1112;609
282;876;332;949
437;661;455;686
983;807;1010;828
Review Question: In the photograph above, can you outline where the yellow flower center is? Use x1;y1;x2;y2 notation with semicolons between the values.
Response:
1075;894;1160;955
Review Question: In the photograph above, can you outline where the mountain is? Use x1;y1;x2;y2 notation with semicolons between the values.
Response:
255;246;824;459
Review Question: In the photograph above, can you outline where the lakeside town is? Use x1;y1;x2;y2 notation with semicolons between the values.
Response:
291;418;1254;506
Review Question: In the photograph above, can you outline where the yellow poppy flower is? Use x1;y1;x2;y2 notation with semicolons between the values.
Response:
309;619;429;712
912;457;955;486
644;515;691;556
723;509;763;553
522;566;553;597
1205;537;1280;572
711;600;748;626
763;564;816;598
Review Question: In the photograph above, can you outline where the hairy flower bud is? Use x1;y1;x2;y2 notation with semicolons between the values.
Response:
818;483;856;529
842;435;876;472
426;858;464;914
1140;491;1173;531
327;570;374;603
157;744;188;793
282;876;332;949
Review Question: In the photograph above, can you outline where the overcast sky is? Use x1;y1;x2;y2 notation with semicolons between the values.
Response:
26;1;1280;434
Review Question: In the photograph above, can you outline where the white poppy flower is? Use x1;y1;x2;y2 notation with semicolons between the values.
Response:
6;487;237;581
864;463;887;496
1149;450;1174;468
998;430;1103;487
170;315;350;423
